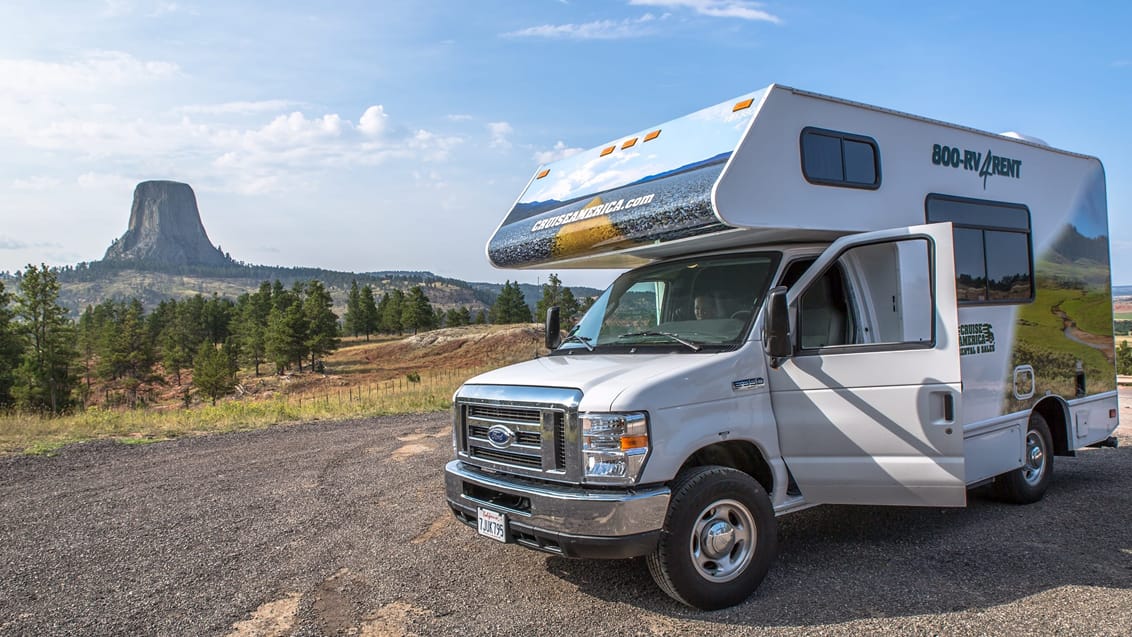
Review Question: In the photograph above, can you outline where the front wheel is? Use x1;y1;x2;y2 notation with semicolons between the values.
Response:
646;466;777;610
994;411;1054;504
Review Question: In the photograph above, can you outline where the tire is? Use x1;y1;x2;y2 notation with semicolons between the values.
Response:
646;466;777;610
994;411;1054;504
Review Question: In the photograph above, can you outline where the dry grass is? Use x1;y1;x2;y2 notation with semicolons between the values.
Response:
1;324;545;455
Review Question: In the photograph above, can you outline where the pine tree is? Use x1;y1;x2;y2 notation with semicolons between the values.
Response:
234;283;272;376
491;281;532;324
75;305;97;403
156;298;201;386
359;285;379;340
382;289;405;334
559;287;581;326
303;280;339;369
265;302;307;373
401;286;434;334
0;281;22;407
116;299;157;406
344;280;362;337
12;264;78;413
192;342;236;405
202;294;234;345
535;274;563;323
375;292;390;334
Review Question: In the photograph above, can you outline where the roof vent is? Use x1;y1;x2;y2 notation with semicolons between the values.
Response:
1000;131;1049;146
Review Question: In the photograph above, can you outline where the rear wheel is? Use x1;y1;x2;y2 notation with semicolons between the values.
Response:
994;411;1054;504
646;466;777;610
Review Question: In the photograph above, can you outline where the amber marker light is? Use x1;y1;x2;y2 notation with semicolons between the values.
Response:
536;169;550;179
600;145;616;157
732;98;754;112
643;129;661;142
620;435;649;451
621;137;638;149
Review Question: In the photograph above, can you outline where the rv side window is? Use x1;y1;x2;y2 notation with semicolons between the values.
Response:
926;194;1033;304
800;128;880;189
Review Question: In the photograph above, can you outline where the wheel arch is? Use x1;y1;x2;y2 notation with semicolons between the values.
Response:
677;440;774;495
1032;395;1073;457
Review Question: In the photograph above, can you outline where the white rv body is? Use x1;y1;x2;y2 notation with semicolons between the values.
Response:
447;84;1118;609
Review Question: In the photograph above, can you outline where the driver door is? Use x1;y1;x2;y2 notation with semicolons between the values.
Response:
769;223;965;506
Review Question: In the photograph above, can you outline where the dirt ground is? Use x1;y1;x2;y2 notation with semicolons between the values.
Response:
1;392;1130;636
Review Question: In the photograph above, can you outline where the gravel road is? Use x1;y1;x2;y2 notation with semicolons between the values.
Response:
2;394;1131;636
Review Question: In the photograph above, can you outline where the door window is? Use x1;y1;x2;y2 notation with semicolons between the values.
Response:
796;237;934;351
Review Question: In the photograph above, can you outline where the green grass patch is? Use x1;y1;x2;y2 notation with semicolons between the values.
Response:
22;440;73;456
1061;292;1114;336
0;365;484;455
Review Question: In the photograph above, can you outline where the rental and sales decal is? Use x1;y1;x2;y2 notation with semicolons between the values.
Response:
959;323;996;356
931;143;1021;189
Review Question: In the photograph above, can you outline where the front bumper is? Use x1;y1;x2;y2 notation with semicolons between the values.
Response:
444;460;670;559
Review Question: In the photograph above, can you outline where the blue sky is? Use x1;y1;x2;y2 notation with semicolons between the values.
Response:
0;0;1129;289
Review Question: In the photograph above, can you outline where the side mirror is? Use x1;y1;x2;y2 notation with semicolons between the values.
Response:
763;286;792;362
545;306;561;350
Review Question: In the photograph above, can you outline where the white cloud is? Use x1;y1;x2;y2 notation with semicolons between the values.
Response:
504;14;660;40
359;105;388;136
534;141;583;164
446;114;474;122
0;235;60;250
12;176;62;190
245;111;350;146
487;121;513;148
0;51;179;95
177;100;298;115
0;236;30;250
77;172;137;190
0;51;463;197
628;0;781;23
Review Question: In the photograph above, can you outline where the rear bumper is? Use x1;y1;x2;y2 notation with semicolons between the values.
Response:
444;460;669;559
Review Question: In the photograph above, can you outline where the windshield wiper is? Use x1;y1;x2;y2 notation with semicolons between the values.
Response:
617;331;702;351
560;333;594;351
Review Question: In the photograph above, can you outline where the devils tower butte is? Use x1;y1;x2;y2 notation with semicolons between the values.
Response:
103;180;232;267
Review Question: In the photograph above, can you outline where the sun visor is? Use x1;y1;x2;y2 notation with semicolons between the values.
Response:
487;88;768;269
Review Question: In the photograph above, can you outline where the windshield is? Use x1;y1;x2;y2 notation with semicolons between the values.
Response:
557;252;780;354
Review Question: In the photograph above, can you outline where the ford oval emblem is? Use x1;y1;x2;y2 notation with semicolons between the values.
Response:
486;425;515;449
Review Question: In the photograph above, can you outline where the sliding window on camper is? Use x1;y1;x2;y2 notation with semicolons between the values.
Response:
925;194;1034;304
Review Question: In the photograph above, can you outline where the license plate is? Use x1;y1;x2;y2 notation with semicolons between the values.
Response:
477;507;507;543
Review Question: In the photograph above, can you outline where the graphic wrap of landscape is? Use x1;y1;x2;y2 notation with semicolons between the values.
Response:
1010;173;1115;412
488;90;764;268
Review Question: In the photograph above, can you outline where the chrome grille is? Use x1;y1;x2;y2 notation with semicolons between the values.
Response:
468;405;541;423
455;385;582;483
470;447;542;468
554;413;566;469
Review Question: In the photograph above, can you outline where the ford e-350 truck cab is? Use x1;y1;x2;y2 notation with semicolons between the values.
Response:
444;84;1119;610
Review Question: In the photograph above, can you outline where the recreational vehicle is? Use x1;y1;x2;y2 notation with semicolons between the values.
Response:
444;84;1119;609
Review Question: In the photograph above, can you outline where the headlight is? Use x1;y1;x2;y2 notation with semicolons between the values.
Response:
581;411;649;485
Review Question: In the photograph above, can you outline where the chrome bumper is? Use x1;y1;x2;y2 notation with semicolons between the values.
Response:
444;460;670;558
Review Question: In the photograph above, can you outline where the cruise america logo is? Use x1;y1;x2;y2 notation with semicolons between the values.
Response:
931;143;1022;189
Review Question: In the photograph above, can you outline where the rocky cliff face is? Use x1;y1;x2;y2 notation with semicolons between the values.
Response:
103;181;232;267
